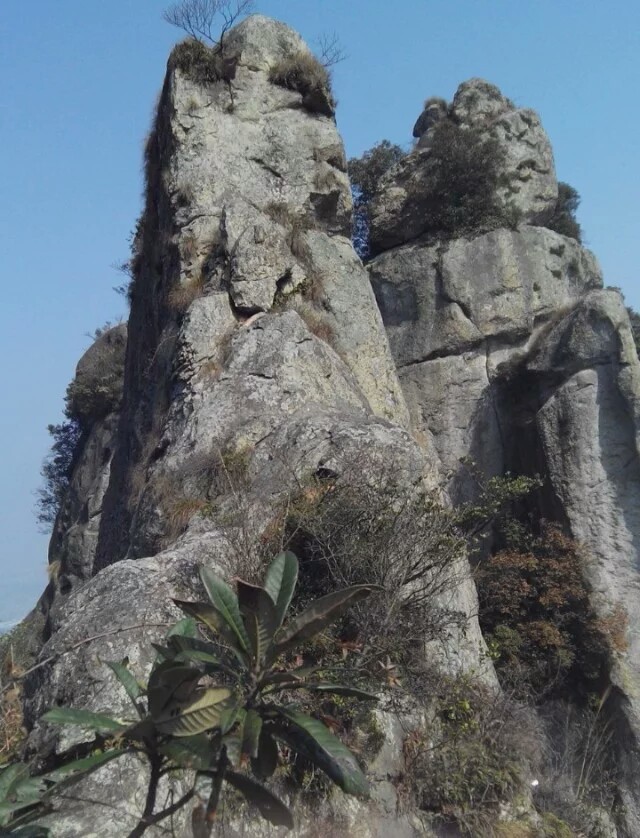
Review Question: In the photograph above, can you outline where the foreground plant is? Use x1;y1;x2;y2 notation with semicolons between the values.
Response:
28;552;378;836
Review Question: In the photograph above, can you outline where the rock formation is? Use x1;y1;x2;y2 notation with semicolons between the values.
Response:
8;18;640;838
371;81;640;837
17;17;489;838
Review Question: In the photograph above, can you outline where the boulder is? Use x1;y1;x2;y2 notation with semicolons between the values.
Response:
369;78;558;252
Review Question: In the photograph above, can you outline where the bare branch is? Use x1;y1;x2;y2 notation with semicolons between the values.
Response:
162;0;255;46
317;32;347;68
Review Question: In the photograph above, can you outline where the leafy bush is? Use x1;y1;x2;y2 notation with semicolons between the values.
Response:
348;140;406;259
65;328;126;430
269;52;335;116
35;421;82;529
546;182;582;242
415;118;520;239
1;555;377;835
627;306;640;357
478;524;615;699
402;674;542;836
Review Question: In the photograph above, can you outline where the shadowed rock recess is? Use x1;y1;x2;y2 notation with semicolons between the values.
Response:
10;16;640;838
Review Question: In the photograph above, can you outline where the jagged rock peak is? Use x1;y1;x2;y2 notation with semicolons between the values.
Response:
371;78;558;254
222;14;310;68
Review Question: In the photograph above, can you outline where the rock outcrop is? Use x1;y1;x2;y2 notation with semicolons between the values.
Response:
371;79;558;254
371;83;640;836
20;18;491;837
15;24;640;838
41;324;126;629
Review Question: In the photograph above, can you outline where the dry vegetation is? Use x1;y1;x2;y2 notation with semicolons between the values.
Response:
1;650;25;764
166;274;205;313
269;52;336;115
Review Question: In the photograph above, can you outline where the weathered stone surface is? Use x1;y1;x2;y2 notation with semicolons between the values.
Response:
370;78;558;252
376;234;640;833
40;325;128;633
527;291;640;836
66;323;127;426
372;227;602;369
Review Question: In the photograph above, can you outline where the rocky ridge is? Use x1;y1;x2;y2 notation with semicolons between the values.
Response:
18;17;488;838
8;16;640;838
371;82;640;837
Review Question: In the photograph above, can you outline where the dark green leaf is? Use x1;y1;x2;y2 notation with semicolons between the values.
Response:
0;799;43;829
159;734;219;770
173;600;249;668
274;585;380;656
155;688;233;737
267;682;379;701
237;581;278;665
104;660;143;714
241;710;262;760
43;749;128;789
272;708;369;797
147;661;201;720
264;551;299;626
42;707;127;734
251;727;279;779
219;700;243;736
167;617;198;638
0;763;29;803
200;567;251;655
150;643;174;661
224;771;293;829
8;827;50;837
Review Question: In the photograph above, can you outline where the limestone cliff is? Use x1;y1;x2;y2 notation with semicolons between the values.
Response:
10;19;640;838
371;81;640;837
18;18;489;838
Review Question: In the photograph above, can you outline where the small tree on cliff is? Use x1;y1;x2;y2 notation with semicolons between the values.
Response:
348;140;406;259
547;181;582;242
163;0;255;46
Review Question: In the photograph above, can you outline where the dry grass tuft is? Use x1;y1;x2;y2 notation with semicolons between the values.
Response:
167;275;204;313
289;301;336;347
1;650;25;763
169;38;223;86
269;52;335;115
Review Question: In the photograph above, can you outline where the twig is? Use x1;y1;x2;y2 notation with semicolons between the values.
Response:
1;622;172;697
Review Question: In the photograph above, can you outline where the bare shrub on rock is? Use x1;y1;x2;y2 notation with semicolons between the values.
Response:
254;454;470;681
163;0;255;46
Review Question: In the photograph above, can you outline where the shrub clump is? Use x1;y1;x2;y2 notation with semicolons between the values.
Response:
348;140;407;259
258;461;469;680
402;674;542;836
269;52;335;116
36;325;126;529
627;306;640;357
168;38;225;85
36;420;82;529
478;523;617;700
416;118;520;239
65;325;127;430
546;182;582;242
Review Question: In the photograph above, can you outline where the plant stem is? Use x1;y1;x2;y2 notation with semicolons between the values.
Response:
127;754;161;838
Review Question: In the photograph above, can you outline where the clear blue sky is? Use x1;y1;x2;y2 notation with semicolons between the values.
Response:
1;0;638;625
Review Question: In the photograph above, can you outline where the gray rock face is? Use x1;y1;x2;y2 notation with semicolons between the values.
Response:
526;292;640;836
21;17;496;837
96;15;407;569
373;220;640;832
369;78;558;253
42;325;127;629
370;226;603;488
